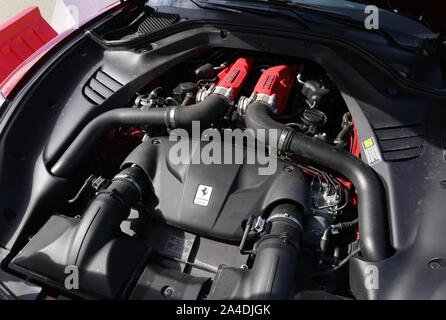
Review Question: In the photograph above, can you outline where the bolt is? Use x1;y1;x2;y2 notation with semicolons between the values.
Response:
428;258;446;270
161;285;174;297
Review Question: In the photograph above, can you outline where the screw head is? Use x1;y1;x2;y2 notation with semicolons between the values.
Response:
161;285;174;297
428;258;446;270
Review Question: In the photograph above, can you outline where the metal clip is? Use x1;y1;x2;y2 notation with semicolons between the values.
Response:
239;216;265;254
68;175;108;204
253;216;265;233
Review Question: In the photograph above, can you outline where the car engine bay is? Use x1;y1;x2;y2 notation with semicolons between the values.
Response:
9;49;368;299
0;3;445;300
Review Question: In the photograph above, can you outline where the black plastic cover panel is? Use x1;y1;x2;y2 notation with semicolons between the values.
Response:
130;264;209;300
122;137;309;241
137;12;179;35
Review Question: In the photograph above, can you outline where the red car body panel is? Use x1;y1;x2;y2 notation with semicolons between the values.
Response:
0;1;120;99
0;7;57;86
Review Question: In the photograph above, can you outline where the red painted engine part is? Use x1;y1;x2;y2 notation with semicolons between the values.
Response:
252;65;296;114
100;127;144;169
215;57;253;101
300;121;360;208
336;122;360;207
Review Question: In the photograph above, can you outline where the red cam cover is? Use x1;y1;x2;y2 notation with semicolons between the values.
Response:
216;57;253;101
253;65;296;114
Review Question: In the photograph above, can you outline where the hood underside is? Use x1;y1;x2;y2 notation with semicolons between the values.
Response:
352;0;446;35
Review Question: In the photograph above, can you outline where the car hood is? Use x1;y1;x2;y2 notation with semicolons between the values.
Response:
349;0;446;35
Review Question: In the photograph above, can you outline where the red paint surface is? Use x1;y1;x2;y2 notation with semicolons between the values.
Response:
0;7;57;85
252;65;296;114
0;2;121;99
216;57;253;102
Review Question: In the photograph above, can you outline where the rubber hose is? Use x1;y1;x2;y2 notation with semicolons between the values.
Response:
245;101;391;262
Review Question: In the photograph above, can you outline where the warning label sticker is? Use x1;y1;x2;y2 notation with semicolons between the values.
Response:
362;137;382;166
165;235;194;260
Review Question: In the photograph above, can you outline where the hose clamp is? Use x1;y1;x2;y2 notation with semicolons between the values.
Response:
254;93;276;113
212;86;234;105
237;93;277;116
197;84;234;105
168;107;176;129
113;173;143;200
267;213;303;232
237;96;250;117
196;87;208;103
278;127;294;153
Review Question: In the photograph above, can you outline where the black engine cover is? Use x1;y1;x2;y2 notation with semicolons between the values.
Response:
122;137;309;241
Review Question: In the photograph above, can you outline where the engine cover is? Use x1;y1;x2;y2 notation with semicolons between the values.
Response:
121;137;309;241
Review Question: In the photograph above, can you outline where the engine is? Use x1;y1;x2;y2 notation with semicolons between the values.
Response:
9;49;370;300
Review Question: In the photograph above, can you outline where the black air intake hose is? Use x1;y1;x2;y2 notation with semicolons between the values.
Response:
10;165;152;298
249;203;304;299
50;94;229;177
208;202;303;299
170;94;229;129
72;166;149;265
245;101;391;262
